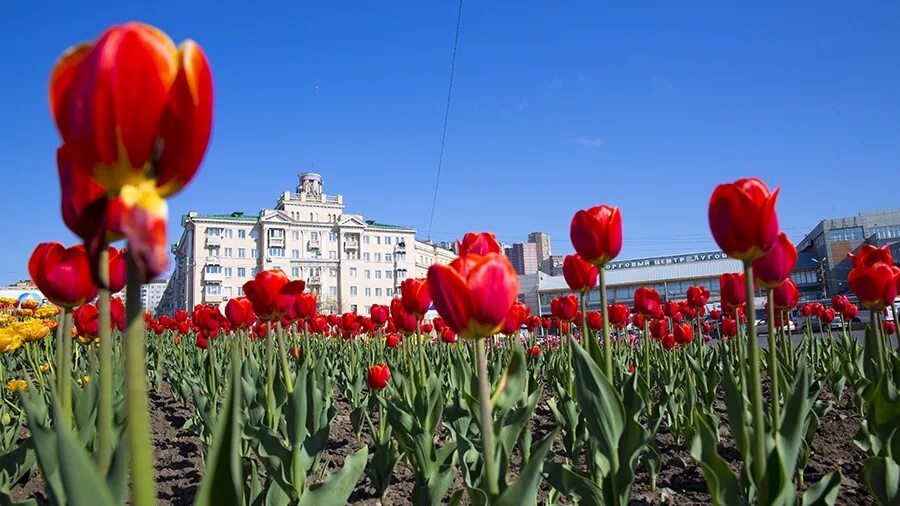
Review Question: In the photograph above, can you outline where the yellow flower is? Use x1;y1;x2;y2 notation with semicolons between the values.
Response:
11;320;50;343
20;300;39;310
0;328;22;354
16;309;33;318
40;363;50;373
6;380;27;393
0;315;13;327
33;305;59;319
83;375;91;383
76;379;83;387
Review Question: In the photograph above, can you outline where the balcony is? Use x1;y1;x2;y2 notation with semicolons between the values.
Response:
205;234;221;246
204;293;224;304
204;270;224;283
308;239;321;250
268;237;284;248
344;239;359;250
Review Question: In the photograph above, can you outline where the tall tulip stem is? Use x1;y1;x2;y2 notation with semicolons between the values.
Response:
742;260;766;484
765;289;780;432
58;309;73;429
265;323;275;429
97;248;113;472
124;250;157;505
476;338;499;496
598;266;613;380
276;322;293;394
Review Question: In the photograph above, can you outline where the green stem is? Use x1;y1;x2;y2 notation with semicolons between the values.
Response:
476;339;499;496
742;260;766;484
276;321;293;394
124;250;157;505
265;323;275;429
893;304;900;353
97;247;113;472
766;289;780;432
59;309;73;430
598;267;612;380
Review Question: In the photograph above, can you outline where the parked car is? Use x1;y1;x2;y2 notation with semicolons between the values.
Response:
755;319;796;335
798;314;843;332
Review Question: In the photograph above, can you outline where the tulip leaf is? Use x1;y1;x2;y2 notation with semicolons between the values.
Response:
801;471;841;506
18;387;64;505
195;342;244;506
495;429;557;506
863;456;900;506
53;406;115;506
689;411;743;506
570;338;624;460
105;434;130;504
542;461;603;505
296;446;367;506
491;346;526;412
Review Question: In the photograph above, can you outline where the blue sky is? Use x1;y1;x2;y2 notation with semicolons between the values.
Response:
2;2;900;282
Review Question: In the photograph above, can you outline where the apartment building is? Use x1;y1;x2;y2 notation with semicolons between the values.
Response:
157;172;456;316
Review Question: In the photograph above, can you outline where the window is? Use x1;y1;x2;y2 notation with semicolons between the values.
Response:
270;229;284;239
238;248;246;258
224;267;232;277
363;236;370;244
329;268;337;277
363;253;370;261
268;247;285;257
251;267;259;277
223;286;232;297
311;231;319;240
205;264;222;274
790;270;818;285
376;236;382;245
375;271;382;279
206;247;219;257
375;288;382;296
238;230;246;239
224;248;232;257
396;253;406;263
207;228;221;237
309;250;320;259
365;270;371;279
224;229;232;239
238;267;246;277
350;267;357;277
329;251;337;260
398;269;407;279
310;212;315;221
385;253;392;263
251;249;259;258
329;287;337;296
292;249;300;259
291;267;299;278
237;286;244;296
329;232;338;241
375;253;382;262
827;227;863;242
350;286;358;296
292;231;299;240
874;225;900;240
386;271;393;279
206;284;221;295
386;288;393;297
250;229;259;240
365;288;371;296
386;236;392;245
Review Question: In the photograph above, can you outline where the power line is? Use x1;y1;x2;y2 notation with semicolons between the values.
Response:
426;0;463;240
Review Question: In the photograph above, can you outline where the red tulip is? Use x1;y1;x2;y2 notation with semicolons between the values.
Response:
195;335;208;350
370;304;389;326
310;316;328;334
662;301;680;318
772;279;800;309
608;304;629;327
110;296;125;332
799;304;813;317
661;333;676;350
541;317;552;329
277;280;307;321
440;327;457;343
831;295;849;313
752;232;797;289
457;232;502;256
708;178;780;260
586;311;603;331
173;335;181;344
400;278;431;316
722;318;738;338
570;205;623;266
686;286;711;309
106;247;127;293
177;321;190;334
174;309;188;322
528;345;540;359
847;246;899;310
290;347;301;359
628;363;636;374
367;363;390;390
242;269;290;321
819;308;835;324
28;242;97;307
390;298;419;335
292;292;317;321
633;287;661;317
73;304;100;338
810;303;824;316
341;313;360;333
673;323;693;344
427;252;519;339
631;314;645;328
562;254;598;293
525;315;541;333
709;309;722;320
843;304;859;320
385;333;400;348
574;312;583;327
225;296;256;329
550;295;579;322
650;319;667;339
719;273;746;313
433;317;446;331
884;321;897;335
672;313;684;323
501;301;530;335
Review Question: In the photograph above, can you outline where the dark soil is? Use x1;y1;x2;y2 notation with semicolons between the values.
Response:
10;382;872;505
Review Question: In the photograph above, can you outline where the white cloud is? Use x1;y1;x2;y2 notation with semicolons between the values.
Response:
572;137;605;147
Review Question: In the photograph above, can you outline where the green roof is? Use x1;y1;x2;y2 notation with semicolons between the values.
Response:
184;211;259;222
365;220;413;231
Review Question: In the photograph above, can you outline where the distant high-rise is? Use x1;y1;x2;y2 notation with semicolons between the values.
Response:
508;242;538;275
528;232;551;264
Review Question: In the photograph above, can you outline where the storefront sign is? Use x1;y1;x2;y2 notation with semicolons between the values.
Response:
605;251;728;270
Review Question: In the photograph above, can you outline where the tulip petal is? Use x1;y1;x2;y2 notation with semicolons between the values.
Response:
427;263;473;335
467;255;519;332
49;43;91;131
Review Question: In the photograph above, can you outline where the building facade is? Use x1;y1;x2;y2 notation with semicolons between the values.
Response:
507;242;538;275
141;279;168;315
158;173;456;316
796;208;900;297
528;232;552;266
